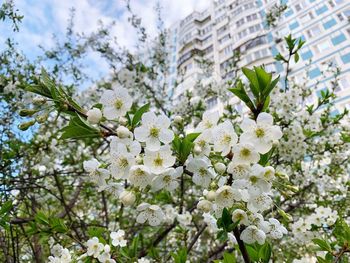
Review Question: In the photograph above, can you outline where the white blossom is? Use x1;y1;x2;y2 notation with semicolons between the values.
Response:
240;225;266;245
240;113;282;154
136;203;164;226
152;167;182;191
232;143;260;165
86;237;104;258
110;144;135;179
231;209;249;225
100;85;132;120
143;145;176;174
134;112;174;151
110;230;127;247
187;157;215;188
213;120;238;156
128;165;152;189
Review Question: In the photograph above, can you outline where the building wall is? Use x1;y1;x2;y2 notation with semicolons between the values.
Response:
167;0;350;112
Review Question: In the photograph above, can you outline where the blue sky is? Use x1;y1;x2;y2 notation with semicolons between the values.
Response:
0;0;209;87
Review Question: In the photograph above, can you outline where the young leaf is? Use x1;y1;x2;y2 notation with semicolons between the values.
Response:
132;103;150;128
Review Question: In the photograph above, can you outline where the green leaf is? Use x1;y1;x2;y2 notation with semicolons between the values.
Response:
172;133;200;164
246;245;259;261
312;238;332;252
222;252;236;263
255;66;272;92
171;247;187;263
132;103;150;128
242;67;260;98
294;52;300;63
34;211;49;225
25;84;52;98
60;114;100;139
0;201;13;215
259;242;272;263
263;76;280;97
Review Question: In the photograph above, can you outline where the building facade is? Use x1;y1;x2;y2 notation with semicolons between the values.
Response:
167;0;350;112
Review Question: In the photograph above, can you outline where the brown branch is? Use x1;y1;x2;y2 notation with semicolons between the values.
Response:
233;227;250;263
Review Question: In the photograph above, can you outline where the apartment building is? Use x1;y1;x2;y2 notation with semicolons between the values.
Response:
167;0;350;112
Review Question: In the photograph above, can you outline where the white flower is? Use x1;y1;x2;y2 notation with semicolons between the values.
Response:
143;145;175;174
98;245;116;263
119;190;136;206
128;165;152;189
86;237;104;258
227;233;238;246
203;212;219;232
227;162;250;179
177;211;192;227
193;130;213;156
136;203;164;226
232;143;260;165
197;199;213;213
134;112;174;151
87;108;102;124
197;110;219;132
187;157;215;188
262;166;275;182
83;159;110;191
213;120;238;156
247;164;271;194
215;185;241;208
247;193;272;213
231;209;249;225
265;218;287;239
240;225;266;245
110;144;135;179
110;230;127;247
110;135;141;157
100;85;132;120
152;167;182;191
240;112;282;154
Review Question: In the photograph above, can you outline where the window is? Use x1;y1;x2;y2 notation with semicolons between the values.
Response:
307;25;321;38
340;77;349;89
219;34;230;44
315;40;331;53
236;18;245;27
246;13;258;22
337;13;344;21
301;12;314;23
295;4;302;11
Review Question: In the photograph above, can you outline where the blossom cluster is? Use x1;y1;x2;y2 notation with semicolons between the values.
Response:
82;85;287;249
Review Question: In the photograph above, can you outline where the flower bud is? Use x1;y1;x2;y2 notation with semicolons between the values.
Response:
214;162;226;174
118;116;128;125
193;145;202;155
206;190;216;201
197;200;212;213
19;109;38;117
18;120;36;131
119;191;136;206
174;115;183;124
117;126;131;139
278;208;293;222
87;108;102;124
33;97;46;105
36;113;49;123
